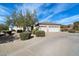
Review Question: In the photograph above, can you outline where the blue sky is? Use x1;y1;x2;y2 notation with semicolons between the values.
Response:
0;3;79;25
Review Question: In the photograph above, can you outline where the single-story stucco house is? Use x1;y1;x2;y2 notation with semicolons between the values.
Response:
9;26;31;31
9;22;61;32
9;26;23;31
34;22;61;32
38;22;61;32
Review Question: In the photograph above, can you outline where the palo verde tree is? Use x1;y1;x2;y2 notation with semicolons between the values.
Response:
22;9;38;32
5;9;38;32
15;11;26;27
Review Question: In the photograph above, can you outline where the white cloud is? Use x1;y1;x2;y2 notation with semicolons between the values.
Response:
0;5;10;16
0;5;11;24
0;16;6;24
40;3;77;22
16;3;44;15
55;14;79;25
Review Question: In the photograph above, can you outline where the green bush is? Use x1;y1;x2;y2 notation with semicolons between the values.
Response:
2;30;12;35
0;24;8;32
20;32;31;40
32;28;38;34
68;30;75;33
17;30;23;33
2;30;7;33
35;30;45;37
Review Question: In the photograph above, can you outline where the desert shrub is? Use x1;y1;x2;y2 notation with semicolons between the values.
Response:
2;30;7;33
68;30;75;33
61;29;68;32
17;30;23;33
0;24;8;32
32;28;38;34
35;30;45;37
20;31;31;40
73;21;79;31
2;30;12;35
6;31;12;35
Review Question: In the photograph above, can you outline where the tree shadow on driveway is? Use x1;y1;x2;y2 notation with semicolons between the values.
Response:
0;34;16;44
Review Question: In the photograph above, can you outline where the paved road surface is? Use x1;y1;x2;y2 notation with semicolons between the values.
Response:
0;32;79;56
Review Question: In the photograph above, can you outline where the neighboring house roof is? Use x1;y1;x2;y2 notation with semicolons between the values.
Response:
38;22;60;25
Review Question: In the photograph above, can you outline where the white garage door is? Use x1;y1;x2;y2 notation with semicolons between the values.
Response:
48;28;60;32
39;26;60;32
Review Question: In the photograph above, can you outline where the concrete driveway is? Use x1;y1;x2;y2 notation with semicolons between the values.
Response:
0;32;79;56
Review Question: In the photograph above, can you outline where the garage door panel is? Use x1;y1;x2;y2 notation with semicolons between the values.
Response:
48;28;60;32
